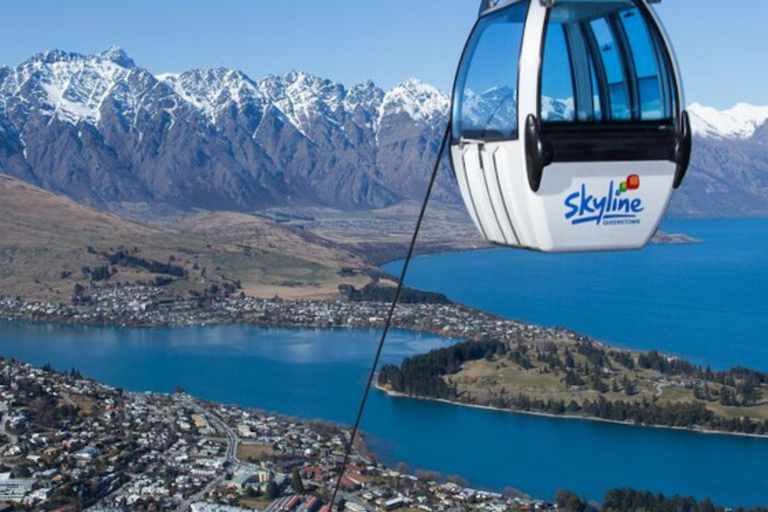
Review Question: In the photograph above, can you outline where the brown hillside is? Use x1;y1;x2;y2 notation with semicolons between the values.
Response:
0;175;372;301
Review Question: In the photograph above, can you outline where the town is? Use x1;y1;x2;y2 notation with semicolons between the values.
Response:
0;285;581;346
0;357;556;512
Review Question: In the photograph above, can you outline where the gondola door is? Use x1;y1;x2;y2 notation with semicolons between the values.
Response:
520;0;689;252
451;1;535;248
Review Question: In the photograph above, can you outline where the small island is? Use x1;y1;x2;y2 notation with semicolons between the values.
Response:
650;230;701;245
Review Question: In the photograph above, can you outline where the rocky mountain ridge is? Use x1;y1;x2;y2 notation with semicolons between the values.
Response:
0;47;765;217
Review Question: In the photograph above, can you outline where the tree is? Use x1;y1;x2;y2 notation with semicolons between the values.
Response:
720;387;734;406
590;371;608;393
291;468;305;494
266;481;280;500
503;487;525;499
415;470;443;483
565;370;585;387
555;490;586;512
739;376;763;405
16;464;32;478
622;376;637;396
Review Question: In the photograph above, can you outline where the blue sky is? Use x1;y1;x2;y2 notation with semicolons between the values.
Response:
0;0;764;109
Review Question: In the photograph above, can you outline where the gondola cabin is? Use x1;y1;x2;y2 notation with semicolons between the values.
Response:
450;0;691;252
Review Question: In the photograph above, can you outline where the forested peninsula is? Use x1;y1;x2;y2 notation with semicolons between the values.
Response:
377;338;768;436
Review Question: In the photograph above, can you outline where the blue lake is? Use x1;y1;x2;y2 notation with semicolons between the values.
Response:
0;218;767;506
386;217;768;371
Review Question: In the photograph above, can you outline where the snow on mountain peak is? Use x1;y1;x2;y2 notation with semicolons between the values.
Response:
1;48;140;126
345;80;384;113
255;71;349;136
29;49;82;65
158;68;260;119
381;79;449;123
0;48;454;138
688;102;768;139
98;46;136;69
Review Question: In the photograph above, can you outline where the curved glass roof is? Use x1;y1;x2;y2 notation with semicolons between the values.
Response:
478;0;527;17
479;0;660;18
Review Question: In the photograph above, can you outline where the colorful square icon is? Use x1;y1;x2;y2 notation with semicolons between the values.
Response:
626;174;640;190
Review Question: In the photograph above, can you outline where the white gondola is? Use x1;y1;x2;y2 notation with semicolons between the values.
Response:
450;0;691;252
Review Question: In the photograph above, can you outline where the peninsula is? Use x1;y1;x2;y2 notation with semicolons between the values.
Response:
2;288;767;439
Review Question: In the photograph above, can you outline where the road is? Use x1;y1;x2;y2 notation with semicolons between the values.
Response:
264;496;290;512
178;397;242;511
60;392;78;409
0;402;18;446
185;398;240;465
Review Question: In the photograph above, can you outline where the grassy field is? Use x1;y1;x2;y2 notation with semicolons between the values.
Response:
236;443;283;462
237;497;273;510
68;393;98;414
175;211;376;299
440;338;768;428
255;202;492;265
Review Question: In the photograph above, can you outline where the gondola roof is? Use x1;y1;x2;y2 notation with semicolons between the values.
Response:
479;0;662;17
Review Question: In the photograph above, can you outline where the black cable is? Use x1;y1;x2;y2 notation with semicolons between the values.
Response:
328;122;452;510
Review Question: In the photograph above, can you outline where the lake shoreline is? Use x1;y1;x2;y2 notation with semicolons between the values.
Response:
374;383;768;441
374;230;700;268
4;295;768;441
1;305;767;506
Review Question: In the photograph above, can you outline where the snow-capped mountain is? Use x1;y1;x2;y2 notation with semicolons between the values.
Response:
0;48;136;126
0;47;766;217
0;47;454;211
688;103;768;139
675;103;768;216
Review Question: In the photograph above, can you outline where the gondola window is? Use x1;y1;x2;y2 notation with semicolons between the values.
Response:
453;1;529;141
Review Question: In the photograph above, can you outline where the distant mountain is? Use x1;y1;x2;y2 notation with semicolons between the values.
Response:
0;47;766;217
0;47;452;212
674;104;768;216
688;103;768;139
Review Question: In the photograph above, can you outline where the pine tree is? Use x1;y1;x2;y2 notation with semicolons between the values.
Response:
291;468;305;494
266;481;280;499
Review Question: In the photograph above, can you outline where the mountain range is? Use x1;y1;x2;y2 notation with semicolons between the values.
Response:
0;47;766;217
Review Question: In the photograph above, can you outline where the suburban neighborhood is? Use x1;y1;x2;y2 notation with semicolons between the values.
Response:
0;357;556;512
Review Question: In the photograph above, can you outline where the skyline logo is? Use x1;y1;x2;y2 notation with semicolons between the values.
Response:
564;175;644;226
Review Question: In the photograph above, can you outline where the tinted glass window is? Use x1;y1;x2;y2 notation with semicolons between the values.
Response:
541;24;576;122
620;8;673;119
590;18;631;120
590;56;603;121
540;0;675;125
453;1;529;140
